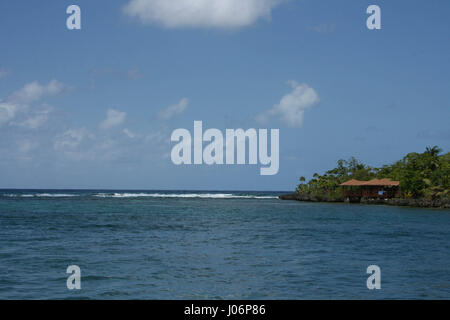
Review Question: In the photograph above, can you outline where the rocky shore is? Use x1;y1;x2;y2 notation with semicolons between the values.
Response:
279;193;450;209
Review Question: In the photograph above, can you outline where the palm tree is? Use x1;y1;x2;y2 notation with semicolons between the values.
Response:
425;146;442;170
425;146;442;157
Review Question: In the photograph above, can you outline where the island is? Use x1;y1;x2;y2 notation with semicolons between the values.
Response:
279;146;450;209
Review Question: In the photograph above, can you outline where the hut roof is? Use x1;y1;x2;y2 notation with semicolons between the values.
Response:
340;178;400;187
340;179;364;186
363;178;400;186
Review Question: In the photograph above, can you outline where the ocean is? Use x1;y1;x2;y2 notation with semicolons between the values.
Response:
0;190;449;299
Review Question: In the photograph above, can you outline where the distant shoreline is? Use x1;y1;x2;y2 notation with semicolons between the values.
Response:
279;193;450;209
0;190;284;200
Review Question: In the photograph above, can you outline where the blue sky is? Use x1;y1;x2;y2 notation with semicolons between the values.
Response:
0;0;449;190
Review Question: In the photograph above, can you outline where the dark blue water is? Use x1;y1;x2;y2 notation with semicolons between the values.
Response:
0;190;449;299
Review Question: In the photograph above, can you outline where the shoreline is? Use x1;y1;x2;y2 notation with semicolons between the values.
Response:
279;193;450;209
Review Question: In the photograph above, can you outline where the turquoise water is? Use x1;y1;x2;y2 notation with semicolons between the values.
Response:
0;190;449;299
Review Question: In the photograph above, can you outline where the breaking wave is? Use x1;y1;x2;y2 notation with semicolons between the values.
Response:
1;192;279;199
93;193;278;199
2;193;79;198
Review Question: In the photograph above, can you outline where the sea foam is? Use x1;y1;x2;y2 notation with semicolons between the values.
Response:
93;193;277;199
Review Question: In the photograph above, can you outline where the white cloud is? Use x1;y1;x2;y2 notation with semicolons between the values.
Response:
158;98;188;120
52;126;169;163
99;109;127;130
0;80;64;128
145;130;167;144
53;128;98;161
0;102;18;125
18;110;50;129
54;128;93;151
256;81;319;128
9;80;64;105
123;0;284;29
123;128;136;138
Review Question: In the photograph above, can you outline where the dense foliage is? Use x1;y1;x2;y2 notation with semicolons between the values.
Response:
296;146;449;200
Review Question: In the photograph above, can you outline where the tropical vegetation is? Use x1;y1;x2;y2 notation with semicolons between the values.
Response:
296;146;449;201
